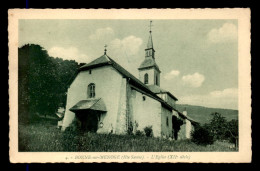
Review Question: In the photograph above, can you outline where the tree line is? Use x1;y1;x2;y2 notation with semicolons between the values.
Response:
191;112;238;149
18;44;81;123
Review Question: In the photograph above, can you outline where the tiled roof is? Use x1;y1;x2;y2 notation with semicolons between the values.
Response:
79;55;110;69
147;85;167;93
177;111;199;125
69;98;107;112
147;85;178;101
138;57;160;71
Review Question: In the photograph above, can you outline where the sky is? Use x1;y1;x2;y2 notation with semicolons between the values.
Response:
19;19;238;110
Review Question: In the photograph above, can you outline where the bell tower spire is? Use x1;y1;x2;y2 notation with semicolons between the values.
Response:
146;21;155;58
138;21;161;86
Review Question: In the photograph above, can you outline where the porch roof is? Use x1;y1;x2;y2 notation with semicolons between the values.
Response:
69;98;107;112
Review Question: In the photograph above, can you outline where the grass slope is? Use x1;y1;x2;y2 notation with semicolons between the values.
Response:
175;104;238;124
19;122;236;152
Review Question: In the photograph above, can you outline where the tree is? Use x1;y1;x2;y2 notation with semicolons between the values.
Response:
208;112;228;140
206;113;238;149
19;44;51;123
191;125;214;145
18;44;79;124
226;119;239;149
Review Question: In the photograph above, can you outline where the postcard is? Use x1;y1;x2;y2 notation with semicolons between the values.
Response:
9;8;251;163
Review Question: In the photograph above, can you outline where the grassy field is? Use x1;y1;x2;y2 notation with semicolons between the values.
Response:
18;121;236;152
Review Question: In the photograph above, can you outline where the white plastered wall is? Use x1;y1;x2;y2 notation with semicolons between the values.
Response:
62;66;124;134
186;119;192;139
139;69;155;85
161;106;173;138
130;89;162;137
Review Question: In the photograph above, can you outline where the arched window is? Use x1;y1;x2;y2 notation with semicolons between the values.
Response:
144;73;149;84
87;83;95;98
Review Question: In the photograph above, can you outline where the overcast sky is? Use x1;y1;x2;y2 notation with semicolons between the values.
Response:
19;19;238;110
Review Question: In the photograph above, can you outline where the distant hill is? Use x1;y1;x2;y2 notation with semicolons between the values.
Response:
175;104;238;124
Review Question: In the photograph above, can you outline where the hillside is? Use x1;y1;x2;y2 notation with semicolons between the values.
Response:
175;104;238;124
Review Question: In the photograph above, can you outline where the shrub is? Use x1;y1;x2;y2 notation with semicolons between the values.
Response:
191;125;214;145
144;126;153;137
64;117;82;134
135;130;144;136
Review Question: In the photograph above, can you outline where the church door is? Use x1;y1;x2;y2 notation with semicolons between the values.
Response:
76;110;99;132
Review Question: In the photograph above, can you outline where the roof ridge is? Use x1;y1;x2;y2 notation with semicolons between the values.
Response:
79;54;111;70
104;54;111;61
176;110;199;124
147;85;178;101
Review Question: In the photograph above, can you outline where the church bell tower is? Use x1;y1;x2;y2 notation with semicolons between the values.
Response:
138;21;161;86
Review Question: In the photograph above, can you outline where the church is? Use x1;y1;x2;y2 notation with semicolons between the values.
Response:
62;22;198;139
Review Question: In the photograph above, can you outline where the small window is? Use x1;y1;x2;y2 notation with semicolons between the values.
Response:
143;95;146;101
144;73;149;84
87;83;95;98
89;70;92;74
166;117;169;127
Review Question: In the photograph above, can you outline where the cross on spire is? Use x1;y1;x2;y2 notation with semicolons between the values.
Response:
149;20;153;33
104;44;107;55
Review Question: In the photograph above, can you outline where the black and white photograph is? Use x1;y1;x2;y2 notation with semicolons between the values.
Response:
8;9;251;163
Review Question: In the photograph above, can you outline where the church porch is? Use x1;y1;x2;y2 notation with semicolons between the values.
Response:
69;98;107;132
